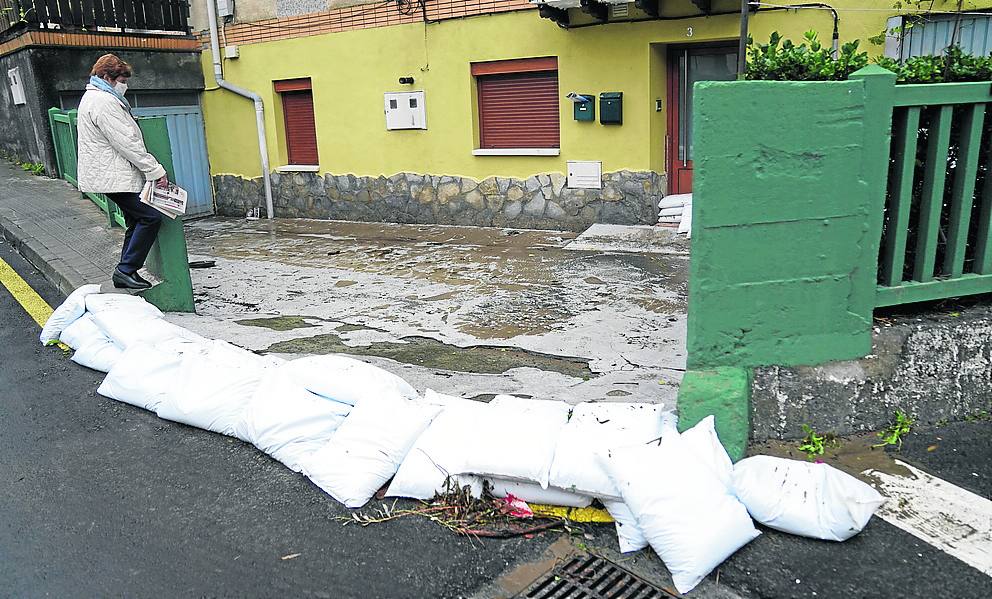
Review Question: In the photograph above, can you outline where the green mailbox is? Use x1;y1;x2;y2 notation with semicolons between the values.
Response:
600;92;623;125
573;94;595;121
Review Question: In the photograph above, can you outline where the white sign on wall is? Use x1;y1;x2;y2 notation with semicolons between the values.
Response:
7;67;26;106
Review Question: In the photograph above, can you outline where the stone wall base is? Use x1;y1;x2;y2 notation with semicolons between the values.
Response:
213;170;665;231
751;304;992;440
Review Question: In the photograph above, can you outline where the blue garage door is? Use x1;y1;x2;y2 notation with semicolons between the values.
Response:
133;105;214;217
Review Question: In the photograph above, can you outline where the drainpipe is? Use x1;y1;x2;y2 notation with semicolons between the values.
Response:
206;0;274;219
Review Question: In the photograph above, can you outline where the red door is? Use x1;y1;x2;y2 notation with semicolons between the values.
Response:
666;45;738;195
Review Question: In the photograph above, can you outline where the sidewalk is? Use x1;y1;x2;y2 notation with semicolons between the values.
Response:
0;161;121;296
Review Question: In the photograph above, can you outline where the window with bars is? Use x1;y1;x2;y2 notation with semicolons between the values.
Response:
275;78;318;166
472;57;560;150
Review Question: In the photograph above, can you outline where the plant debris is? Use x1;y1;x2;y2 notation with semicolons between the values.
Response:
338;479;565;540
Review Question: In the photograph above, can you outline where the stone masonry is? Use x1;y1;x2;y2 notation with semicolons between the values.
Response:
213;170;664;231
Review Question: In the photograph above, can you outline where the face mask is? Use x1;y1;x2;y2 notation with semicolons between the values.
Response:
114;82;128;95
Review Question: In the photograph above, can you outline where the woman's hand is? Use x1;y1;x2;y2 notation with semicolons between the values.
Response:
155;175;169;189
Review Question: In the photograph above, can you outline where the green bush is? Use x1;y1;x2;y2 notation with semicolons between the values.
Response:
745;31;869;81
747;31;992;83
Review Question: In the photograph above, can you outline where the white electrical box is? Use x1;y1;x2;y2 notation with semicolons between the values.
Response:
224;45;240;59
217;0;235;19
384;91;426;130
7;67;26;106
567;160;602;189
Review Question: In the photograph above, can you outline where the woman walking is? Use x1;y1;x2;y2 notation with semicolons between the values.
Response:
77;53;168;290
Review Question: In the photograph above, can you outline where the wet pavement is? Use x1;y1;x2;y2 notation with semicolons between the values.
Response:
171;217;689;406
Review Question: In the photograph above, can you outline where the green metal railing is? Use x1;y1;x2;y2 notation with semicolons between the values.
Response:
875;80;992;307
47;108;126;228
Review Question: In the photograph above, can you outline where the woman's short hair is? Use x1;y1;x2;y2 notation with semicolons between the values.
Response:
90;54;133;80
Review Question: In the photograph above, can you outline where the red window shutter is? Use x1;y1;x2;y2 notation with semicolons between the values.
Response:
282;90;319;165
478;71;560;149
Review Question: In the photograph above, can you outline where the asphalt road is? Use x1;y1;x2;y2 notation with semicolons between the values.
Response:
1;236;990;598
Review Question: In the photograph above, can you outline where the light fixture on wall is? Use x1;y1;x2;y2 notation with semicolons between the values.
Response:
398;77;415;85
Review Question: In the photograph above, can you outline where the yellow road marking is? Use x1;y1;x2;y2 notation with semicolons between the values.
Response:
0;254;70;350
530;504;614;523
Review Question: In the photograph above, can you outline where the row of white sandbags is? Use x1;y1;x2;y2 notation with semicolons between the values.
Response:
41;288;884;594
657;193;692;238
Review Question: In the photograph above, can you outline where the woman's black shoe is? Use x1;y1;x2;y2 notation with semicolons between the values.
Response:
112;268;151;289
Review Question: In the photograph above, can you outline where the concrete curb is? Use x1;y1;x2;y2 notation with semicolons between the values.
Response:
0;213;84;298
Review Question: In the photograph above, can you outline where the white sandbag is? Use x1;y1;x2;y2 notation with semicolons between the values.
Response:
461;396;571;488
678;202;693;238
602;433;760;595
548;402;674;499
234;371;351;472
203;339;284;370
71;337;123;373
39;283;101;344
658;193;691;210
58;313;102;350
658;206;684;217
732;455;884;541
92;311;204;350
97;344;183;411
156;354;264;439
487;478;593;508
386;395;489;500
278;355;418;407
303;397;439;508
602;499;648;553
680;415;733;490
84;293;163;319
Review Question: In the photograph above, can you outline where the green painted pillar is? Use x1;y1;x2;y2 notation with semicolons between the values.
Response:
678;368;751;461
135;117;195;313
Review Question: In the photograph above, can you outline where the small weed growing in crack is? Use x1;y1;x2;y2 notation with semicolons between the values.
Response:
798;424;827;460
873;410;914;449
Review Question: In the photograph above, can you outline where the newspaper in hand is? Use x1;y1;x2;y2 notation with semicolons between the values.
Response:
140;181;188;219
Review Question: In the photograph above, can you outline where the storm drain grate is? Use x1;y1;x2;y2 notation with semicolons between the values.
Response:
516;553;677;599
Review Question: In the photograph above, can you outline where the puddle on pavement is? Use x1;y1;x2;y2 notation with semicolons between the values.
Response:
264;332;594;379
750;432;914;480
235;316;315;331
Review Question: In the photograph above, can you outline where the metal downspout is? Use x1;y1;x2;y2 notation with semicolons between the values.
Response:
206;0;274;219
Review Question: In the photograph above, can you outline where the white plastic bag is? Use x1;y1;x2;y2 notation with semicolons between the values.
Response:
84;293;163;319
234;371;351;472
39;284;101;344
680;415;733;490
59;313;102;350
732;455;884;541
602;499;648;553
278;355;418;407
71;337;123;373
97;344;184;411
548;402;675;499
303;396;439;508
156;354;264;438
92;311;204;350
386;395;490;500
487;478;593;508
602;433;760;594
460;395;571;488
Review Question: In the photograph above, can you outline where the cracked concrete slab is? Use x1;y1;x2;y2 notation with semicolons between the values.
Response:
167;218;688;405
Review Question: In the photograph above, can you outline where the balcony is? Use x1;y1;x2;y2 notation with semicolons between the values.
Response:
1;0;191;40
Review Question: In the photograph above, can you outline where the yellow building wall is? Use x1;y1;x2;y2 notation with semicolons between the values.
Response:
200;0;987;181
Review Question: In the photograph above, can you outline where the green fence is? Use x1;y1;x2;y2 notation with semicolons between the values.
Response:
876;81;992;307
47;108;127;228
680;66;992;458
